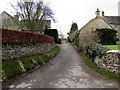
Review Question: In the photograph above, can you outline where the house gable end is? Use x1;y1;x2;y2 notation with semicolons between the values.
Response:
79;17;113;50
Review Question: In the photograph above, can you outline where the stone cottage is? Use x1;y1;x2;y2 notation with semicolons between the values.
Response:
0;11;51;33
79;9;119;50
0;11;20;30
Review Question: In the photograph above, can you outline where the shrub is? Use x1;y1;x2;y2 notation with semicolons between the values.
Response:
44;29;58;43
1;28;54;44
73;33;79;46
84;42;109;61
96;28;119;45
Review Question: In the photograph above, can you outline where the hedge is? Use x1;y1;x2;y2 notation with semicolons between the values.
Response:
44;29;58;43
1;28;54;44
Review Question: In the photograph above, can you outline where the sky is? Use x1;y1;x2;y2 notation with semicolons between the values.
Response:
0;0;120;38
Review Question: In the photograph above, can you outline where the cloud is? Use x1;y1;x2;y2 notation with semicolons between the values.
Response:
0;0;119;37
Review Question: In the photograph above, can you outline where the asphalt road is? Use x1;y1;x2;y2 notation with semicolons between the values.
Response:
3;43;119;88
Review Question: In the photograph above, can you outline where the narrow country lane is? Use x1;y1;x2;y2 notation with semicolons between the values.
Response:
3;43;118;88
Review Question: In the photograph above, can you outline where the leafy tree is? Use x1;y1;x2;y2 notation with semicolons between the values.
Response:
96;28;119;45
70;22;78;33
11;0;55;33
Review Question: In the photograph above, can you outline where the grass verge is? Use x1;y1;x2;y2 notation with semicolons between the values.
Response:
103;45;120;50
2;46;60;82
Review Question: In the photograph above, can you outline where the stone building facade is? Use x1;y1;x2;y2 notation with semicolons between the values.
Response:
79;9;114;50
0;11;20;30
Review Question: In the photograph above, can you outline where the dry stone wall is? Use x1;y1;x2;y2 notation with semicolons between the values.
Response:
2;42;56;60
95;50;120;74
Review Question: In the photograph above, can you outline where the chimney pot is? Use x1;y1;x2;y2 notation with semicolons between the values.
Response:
102;11;104;17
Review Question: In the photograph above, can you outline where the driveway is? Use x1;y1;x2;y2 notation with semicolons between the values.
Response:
3;43;119;88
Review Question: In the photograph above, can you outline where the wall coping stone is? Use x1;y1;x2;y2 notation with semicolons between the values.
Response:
107;50;120;53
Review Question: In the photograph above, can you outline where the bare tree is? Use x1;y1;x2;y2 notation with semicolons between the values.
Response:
11;0;55;33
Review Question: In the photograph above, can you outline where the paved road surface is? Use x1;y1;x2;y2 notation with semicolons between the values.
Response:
3;43;119;88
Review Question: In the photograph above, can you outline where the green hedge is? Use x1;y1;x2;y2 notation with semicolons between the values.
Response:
2;46;60;82
44;29;58;43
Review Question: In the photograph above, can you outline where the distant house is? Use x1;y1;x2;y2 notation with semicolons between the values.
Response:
0;11;51;33
78;9;117;50
0;11;20;30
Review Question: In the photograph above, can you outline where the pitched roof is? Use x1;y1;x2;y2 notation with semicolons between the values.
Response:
79;16;114;33
1;11;14;19
103;16;120;25
100;17;114;29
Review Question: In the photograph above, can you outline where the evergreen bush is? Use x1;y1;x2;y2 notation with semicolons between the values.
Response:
44;29;58;43
96;28;119;45
84;42;109;61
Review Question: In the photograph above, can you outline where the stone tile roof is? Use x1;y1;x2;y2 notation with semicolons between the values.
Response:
103;16;120;25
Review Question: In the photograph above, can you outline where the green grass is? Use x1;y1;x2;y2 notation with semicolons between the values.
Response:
2;46;60;82
80;52;120;80
2;60;23;81
103;45;120;50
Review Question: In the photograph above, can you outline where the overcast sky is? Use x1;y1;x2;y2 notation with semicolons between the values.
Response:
0;0;120;37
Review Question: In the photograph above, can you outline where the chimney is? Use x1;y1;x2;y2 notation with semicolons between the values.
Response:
101;11;104;17
95;8;100;17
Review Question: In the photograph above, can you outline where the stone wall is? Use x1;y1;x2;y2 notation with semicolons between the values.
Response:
2;42;56;60
95;50;120;74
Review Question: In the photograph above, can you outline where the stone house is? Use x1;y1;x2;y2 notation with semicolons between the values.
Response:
79;9;116;50
0;11;51;33
0;11;20;30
